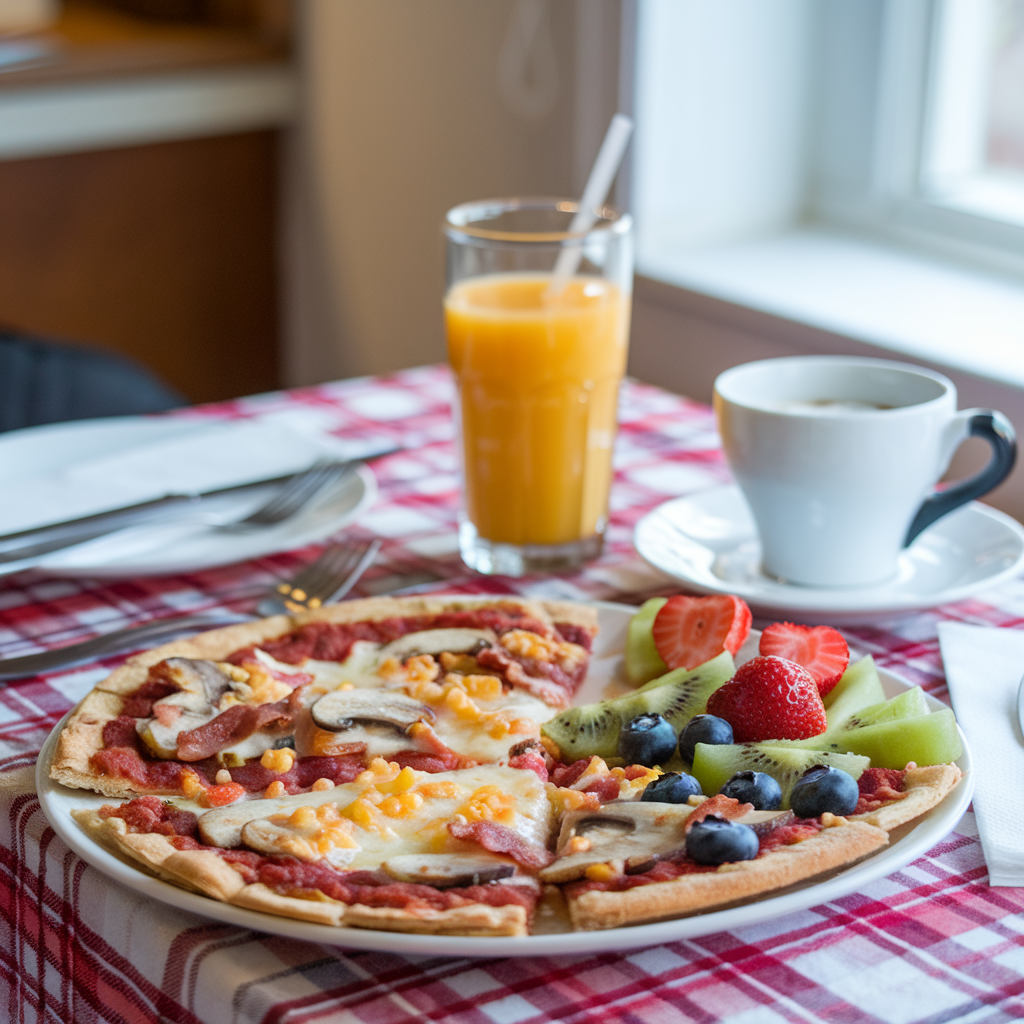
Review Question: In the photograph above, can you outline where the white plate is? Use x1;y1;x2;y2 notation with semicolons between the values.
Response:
37;601;972;957
0;416;377;578
635;485;1024;623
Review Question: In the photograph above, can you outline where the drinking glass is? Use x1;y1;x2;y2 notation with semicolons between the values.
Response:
444;198;633;575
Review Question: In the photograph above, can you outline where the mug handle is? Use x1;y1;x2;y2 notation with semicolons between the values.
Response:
904;410;1017;546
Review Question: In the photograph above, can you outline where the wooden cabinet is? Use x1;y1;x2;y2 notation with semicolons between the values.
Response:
0;0;291;404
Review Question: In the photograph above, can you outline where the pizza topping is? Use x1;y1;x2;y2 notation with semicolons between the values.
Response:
381;852;516;887
176;701;294;762
99;795;199;837
539;801;695;883
448;820;553;869
310;690;434;734
260;747;296;773
854;767;907;814
376;628;496;663
685;815;759;865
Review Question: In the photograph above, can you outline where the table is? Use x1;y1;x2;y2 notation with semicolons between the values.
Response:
2;365;1022;1024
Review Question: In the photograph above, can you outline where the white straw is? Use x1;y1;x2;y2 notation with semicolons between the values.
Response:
546;113;634;298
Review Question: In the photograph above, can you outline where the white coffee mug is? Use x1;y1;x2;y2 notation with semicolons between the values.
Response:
713;356;1017;588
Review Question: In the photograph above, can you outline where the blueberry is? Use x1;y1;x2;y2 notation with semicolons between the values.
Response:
789;765;859;818
678;714;733;763
685;815;760;865
640;771;702;803
720;770;782;811
618;713;677;767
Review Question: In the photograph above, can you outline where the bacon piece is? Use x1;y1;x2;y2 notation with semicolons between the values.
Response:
550;759;592;788
475;646;573;708
582;775;621;802
553;622;594;651
448;820;553;869
391;750;462;773
176;701;293;761
508;751;548;782
684;794;753;832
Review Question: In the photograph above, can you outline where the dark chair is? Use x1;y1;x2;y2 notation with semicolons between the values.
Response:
0;330;186;433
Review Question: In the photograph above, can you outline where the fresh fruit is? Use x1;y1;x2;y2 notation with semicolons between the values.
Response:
625;597;669;685
821;655;886;730
706;656;828;742
789;765;859;817
759;622;850;697
720;770;782;810
686;815;759;865
637;651;735;692
641;771;702;803
651;595;752;671
803;710;962;769
678;714;733;763
842;687;930;728
618;713;677;767
542;656;734;761
691;743;870;809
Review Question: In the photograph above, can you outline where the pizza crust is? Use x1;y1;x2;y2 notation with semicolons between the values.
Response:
850;763;962;831
564;818;889;931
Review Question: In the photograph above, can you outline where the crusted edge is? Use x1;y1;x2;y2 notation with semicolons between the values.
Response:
849;763;963;831
565;818;889;931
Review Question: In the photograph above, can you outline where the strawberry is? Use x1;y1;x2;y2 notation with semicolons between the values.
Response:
706;656;827;742
758;622;849;697
652;595;752;671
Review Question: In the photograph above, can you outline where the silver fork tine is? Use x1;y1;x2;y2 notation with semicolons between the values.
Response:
258;539;381;615
233;460;353;529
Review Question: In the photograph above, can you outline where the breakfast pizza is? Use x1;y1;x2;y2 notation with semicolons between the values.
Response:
50;593;966;937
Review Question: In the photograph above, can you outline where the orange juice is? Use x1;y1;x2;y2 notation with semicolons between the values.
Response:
445;272;630;547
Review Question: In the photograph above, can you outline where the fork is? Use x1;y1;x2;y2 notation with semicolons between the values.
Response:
0;538;381;680
0;457;377;568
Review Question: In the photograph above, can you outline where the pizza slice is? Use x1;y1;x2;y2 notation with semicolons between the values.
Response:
849;762;962;831
74;761;554;937
51;596;597;801
538;792;890;931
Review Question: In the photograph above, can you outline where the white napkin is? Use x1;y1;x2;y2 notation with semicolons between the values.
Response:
0;412;352;535
937;621;1024;886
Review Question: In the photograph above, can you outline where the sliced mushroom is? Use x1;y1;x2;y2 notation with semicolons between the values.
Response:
240;818;358;869
539;801;695;884
161;658;235;704
198;790;347;847
382;853;516;888
137;710;213;759
311;689;434;733
376;628;496;663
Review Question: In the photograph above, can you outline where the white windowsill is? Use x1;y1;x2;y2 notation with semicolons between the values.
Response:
637;227;1024;390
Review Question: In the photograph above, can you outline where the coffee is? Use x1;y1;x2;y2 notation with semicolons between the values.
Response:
774;399;895;414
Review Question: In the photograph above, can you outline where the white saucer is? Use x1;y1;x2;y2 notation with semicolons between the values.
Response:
634;485;1024;621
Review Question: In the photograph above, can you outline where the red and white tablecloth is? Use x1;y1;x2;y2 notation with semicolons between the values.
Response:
2;365;1022;1024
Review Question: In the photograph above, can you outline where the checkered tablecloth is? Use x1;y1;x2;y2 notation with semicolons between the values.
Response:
2;365;1022;1024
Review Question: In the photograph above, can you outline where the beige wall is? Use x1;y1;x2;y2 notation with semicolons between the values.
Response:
284;0;623;385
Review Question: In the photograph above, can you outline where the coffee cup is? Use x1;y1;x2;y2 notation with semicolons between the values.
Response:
713;356;1017;588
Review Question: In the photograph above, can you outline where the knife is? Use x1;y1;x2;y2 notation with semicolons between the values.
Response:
0;446;401;560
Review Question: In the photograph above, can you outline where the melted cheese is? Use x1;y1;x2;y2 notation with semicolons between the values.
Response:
193;764;552;870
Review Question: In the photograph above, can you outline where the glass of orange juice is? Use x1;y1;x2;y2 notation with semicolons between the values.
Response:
444;198;633;575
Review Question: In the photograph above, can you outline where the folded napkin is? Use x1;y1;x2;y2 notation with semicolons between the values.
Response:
937;621;1024;886
0;409;352;535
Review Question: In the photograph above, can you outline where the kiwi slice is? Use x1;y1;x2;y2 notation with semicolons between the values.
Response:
542;654;735;762
691;743;870;809
625;597;669;686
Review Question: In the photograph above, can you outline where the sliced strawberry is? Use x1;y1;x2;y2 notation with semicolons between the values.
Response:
652;595;752;671
706;656;827;742
758;622;849;697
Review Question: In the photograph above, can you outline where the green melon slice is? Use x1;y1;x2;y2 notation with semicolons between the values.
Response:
808;710;962;769
624;597;669;686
